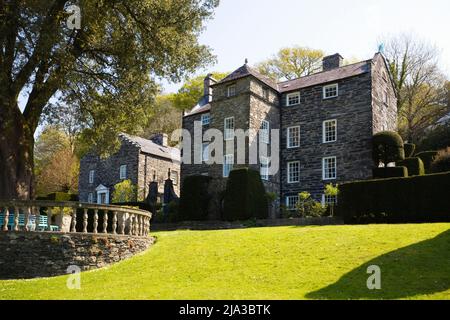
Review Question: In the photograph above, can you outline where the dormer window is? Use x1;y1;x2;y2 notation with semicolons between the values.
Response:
227;84;236;97
286;92;300;106
323;84;338;99
201;113;210;125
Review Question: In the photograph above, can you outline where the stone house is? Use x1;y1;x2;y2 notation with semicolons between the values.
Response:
79;133;181;204
181;52;397;216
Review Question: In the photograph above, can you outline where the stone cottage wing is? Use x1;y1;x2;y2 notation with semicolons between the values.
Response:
119;133;181;162
213;64;279;91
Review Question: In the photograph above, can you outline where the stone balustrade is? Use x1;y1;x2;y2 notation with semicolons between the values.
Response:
0;200;151;236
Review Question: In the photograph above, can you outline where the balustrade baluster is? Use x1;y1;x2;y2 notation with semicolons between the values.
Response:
83;209;88;233
47;208;52;231
35;206;40;232
103;211;108;233
92;209;98;233
13;207;19;231
3;208;9;231
71;208;77;232
112;211;118;234
24;206;31;231
118;212;125;235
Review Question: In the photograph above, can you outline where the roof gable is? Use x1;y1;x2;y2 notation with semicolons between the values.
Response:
119;133;180;162
213;64;279;91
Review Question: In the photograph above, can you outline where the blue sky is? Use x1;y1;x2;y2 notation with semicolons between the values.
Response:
162;0;450;93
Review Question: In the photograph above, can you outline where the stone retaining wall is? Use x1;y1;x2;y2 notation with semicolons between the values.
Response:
0;232;155;279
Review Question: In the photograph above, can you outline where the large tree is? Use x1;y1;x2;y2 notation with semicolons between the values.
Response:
0;0;218;199
382;34;449;143
256;47;324;81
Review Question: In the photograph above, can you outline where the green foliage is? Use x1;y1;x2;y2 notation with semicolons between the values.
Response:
256;46;324;81
223;168;268;221
397;157;425;176
266;192;278;204
324;184;339;216
404;143;416;157
171;72;228;111
373;167;408;179
112;180;137;203
417;121;450;152
372;131;405;166
295;192;326;218
431;148;450;173
416;151;438;173
179;175;212;221
36;192;78;202
337;172;450;223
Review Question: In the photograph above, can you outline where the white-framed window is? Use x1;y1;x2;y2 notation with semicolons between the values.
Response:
227;84;236;97
286;195;299;210
323;119;337;143
223;154;234;178
287;161;300;183
202;142;209;162
323;83;338;99
119;165;127;179
88;193;94;203
260;156;269;181
224;117;234;140
323;156;337;180
201;113;210;125
322;194;337;206
260;120;270;144
286;92;300;106
89;170;95;184
287;126;300;148
170;170;178;185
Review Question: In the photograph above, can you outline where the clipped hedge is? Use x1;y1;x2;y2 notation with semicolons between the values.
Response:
416;151;438;173
337;172;450;224
372;131;405;165
397;157;425;176
36;192;79;201
404;143;416;158
223;168;268;221
178;175;212;221
372;166;408;179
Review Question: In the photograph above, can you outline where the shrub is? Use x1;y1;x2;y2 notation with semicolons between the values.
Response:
324;184;339;216
416;151;438;173
404;143;416;157
372;166;408;179
223;168;268;221
178;175;212;221
397;157;425;176
431;148;450;173
112;180;137;203
295;191;326;218
37;192;78;201
337;172;450;224
372;131;405;166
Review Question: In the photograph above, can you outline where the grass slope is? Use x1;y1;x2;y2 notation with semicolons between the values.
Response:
1;224;449;300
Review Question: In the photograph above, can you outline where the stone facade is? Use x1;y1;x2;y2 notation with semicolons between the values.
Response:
79;134;180;204
0;232;155;279
181;52;398;217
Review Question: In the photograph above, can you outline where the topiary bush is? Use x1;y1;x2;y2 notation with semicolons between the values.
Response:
397;157;425;176
373;166;408;179
416;151;438;173
403;143;416;158
337;172;450;224
223;168;268;221
372;131;405;166
431;148;450;173
178;175;212;221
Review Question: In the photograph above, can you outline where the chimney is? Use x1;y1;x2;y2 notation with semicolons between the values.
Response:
150;133;168;147
322;53;344;71
204;74;217;102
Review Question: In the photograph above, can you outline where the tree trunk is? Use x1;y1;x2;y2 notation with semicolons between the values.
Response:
0;103;35;200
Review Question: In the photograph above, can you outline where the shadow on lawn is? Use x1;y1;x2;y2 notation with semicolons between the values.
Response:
306;228;450;300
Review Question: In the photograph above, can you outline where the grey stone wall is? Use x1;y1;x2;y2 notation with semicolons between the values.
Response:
79;140;140;203
280;73;374;203
0;232;155;279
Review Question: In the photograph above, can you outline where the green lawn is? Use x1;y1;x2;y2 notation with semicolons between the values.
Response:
1;223;449;300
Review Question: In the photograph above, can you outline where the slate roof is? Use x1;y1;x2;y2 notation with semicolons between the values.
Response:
278;59;371;92
212;64;279;91
183;95;211;117
119;133;180;162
